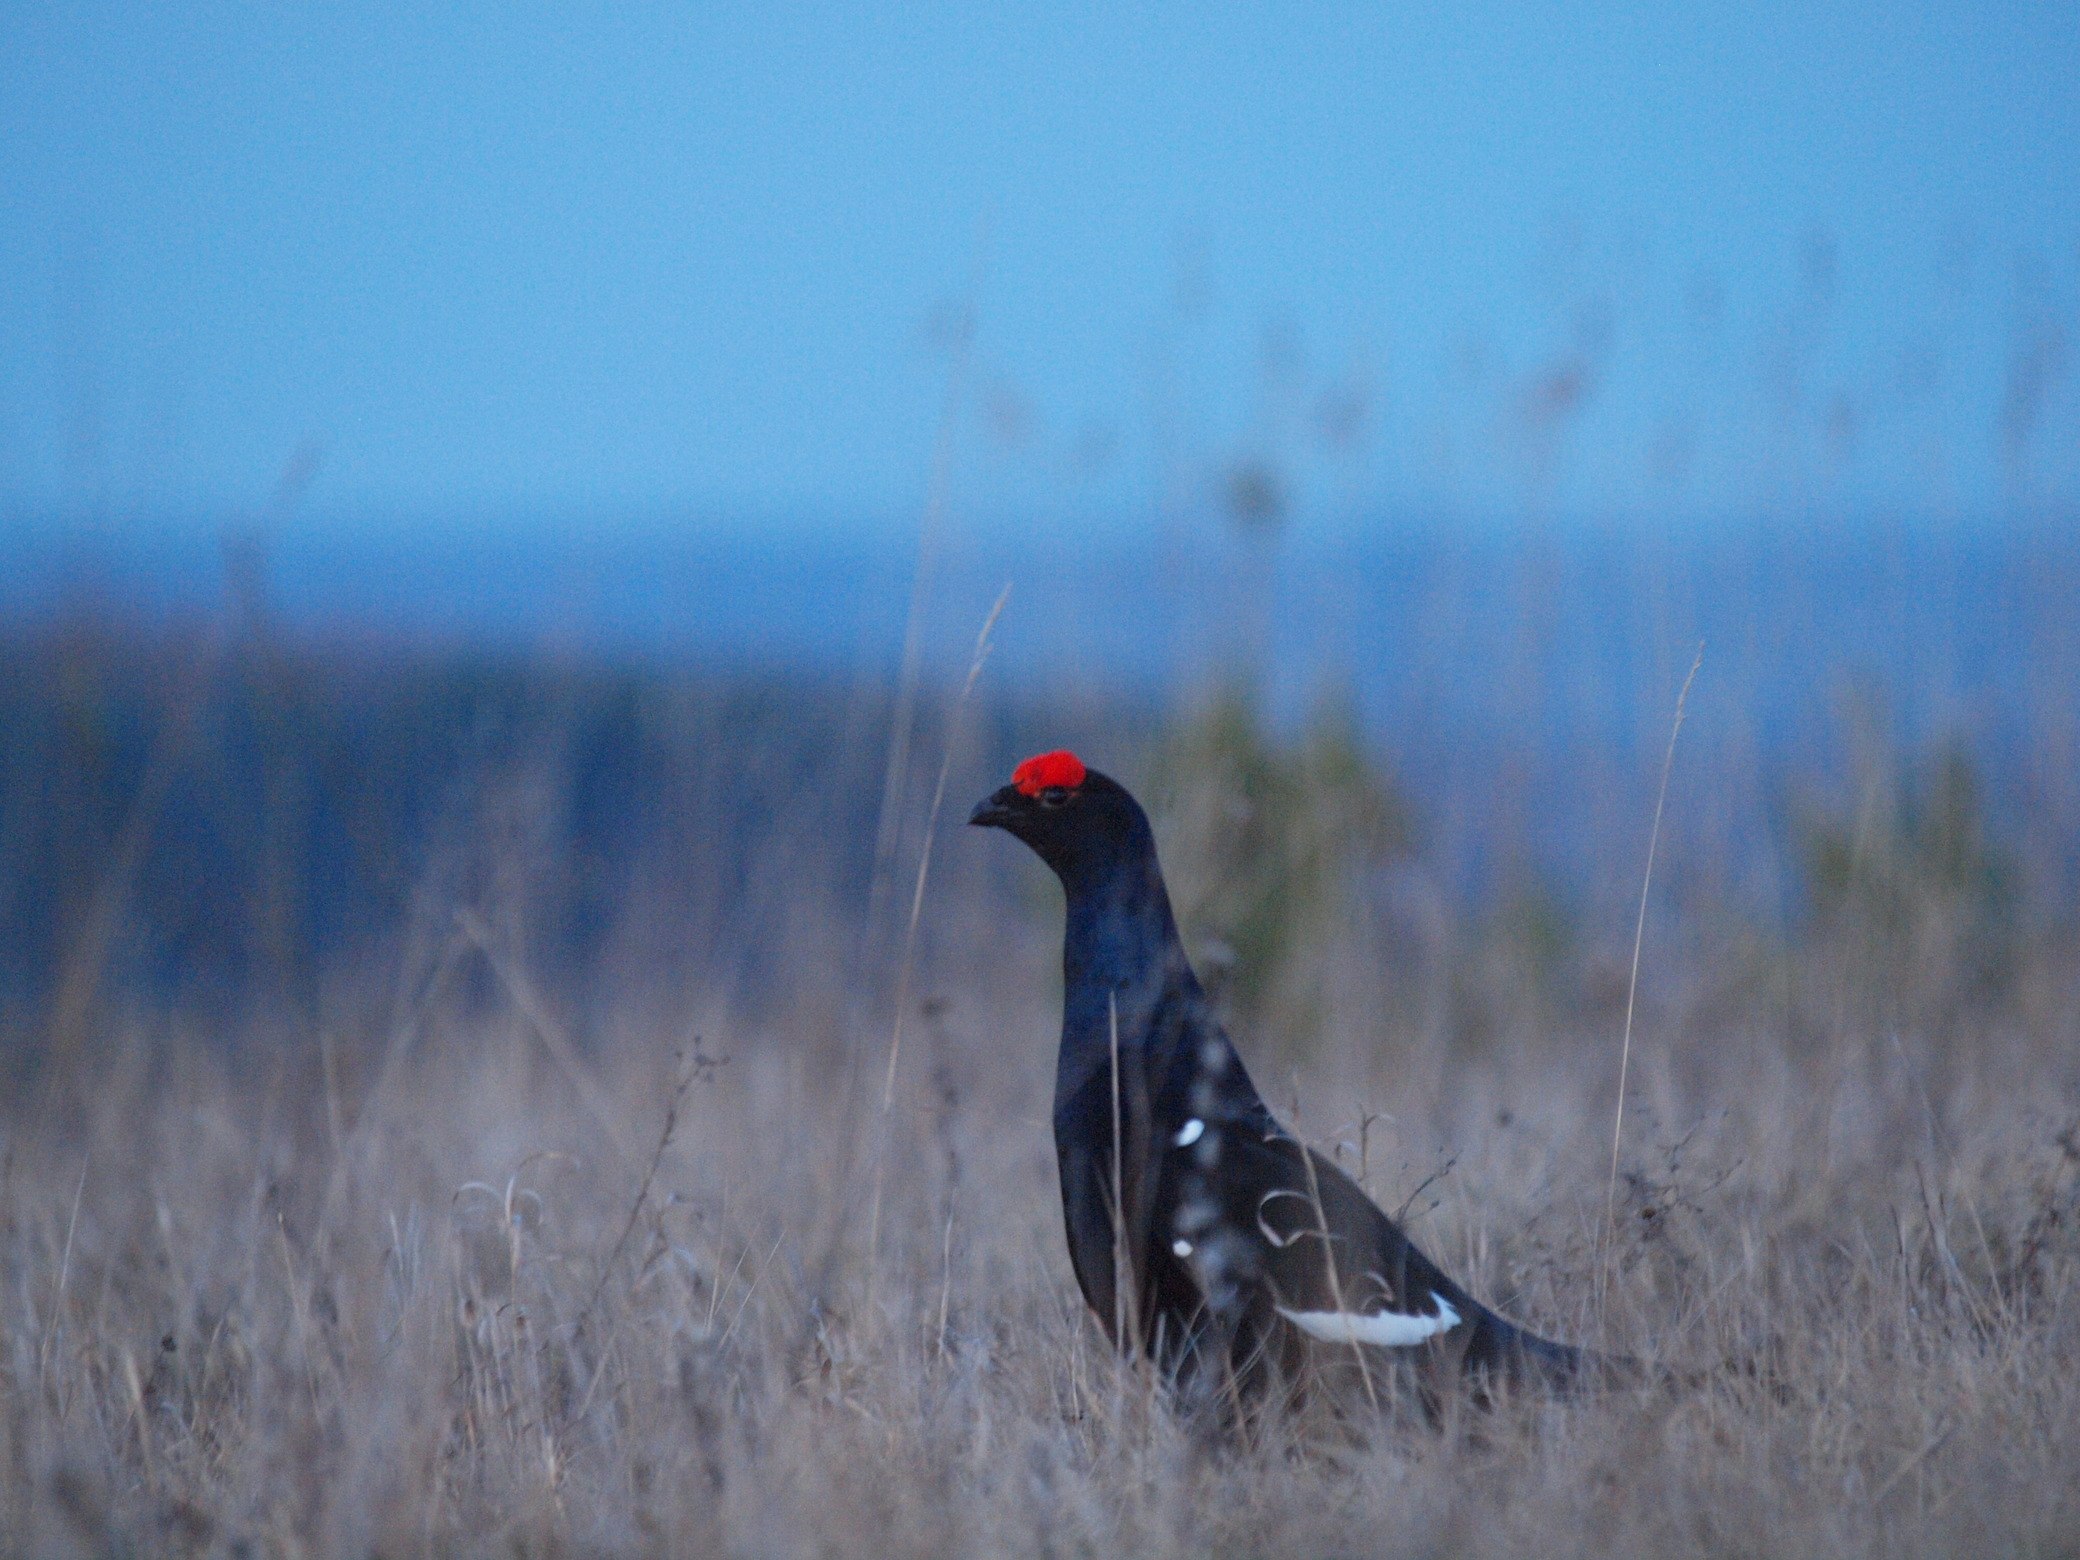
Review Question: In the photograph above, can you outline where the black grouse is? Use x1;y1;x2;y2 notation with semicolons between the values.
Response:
971;749;1587;1402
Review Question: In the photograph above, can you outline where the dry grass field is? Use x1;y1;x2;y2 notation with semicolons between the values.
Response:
3;612;2079;1557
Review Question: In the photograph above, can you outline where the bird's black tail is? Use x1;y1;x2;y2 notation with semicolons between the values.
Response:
1456;1303;1630;1391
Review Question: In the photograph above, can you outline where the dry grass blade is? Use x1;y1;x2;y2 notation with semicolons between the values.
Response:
456;908;640;1170
1601;642;1703;1318
879;584;1013;1110
36;1154;89;1401
863;221;989;957
575;1053;696;1342
865;584;1012;1293
1109;990;1129;1357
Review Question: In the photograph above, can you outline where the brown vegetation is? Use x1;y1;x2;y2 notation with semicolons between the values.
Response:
2;612;2077;1556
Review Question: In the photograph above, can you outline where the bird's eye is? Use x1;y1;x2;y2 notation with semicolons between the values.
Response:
1038;786;1071;808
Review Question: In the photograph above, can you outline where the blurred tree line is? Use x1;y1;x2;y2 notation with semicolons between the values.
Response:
0;609;2053;1069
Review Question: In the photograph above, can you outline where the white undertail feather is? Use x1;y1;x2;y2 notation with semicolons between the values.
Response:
1277;1294;1462;1348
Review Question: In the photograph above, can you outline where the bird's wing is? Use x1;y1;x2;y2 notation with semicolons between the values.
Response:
1160;1114;1471;1348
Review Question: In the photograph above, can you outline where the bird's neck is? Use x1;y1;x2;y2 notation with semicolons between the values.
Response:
1060;851;1181;989
1054;853;1197;1099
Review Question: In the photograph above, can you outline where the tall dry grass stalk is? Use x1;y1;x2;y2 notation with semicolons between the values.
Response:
1601;642;1703;1318
865;585;1010;1297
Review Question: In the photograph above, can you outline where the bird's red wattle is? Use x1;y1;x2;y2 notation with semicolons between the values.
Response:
1012;749;1087;796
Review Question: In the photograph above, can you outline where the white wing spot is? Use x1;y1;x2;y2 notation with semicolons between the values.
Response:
1277;1294;1462;1348
1172;1238;1193;1258
1174;1118;1205;1148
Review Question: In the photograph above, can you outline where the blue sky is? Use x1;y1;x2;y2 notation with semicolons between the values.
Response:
2;1;2075;541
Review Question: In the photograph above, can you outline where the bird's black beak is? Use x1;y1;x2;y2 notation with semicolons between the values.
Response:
968;784;1022;829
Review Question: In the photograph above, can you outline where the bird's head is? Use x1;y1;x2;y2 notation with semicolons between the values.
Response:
968;749;1154;882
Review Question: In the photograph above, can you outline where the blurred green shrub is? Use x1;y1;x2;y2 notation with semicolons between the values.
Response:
1150;686;1413;1053
1801;734;2016;1024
